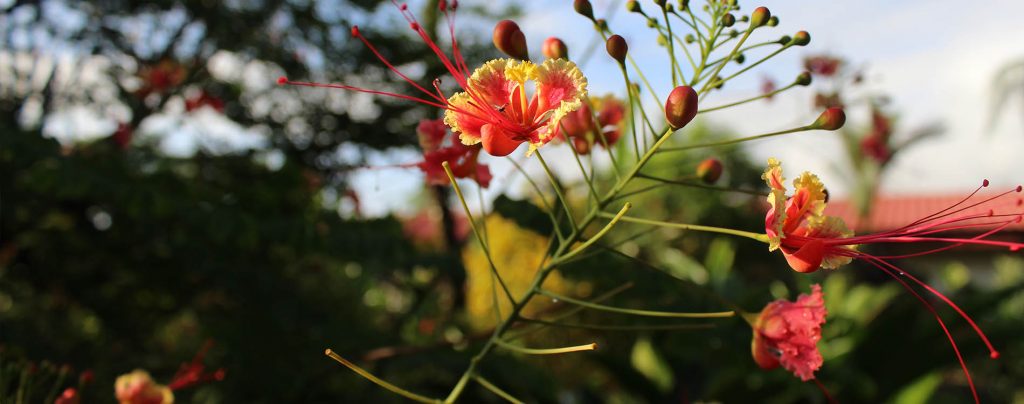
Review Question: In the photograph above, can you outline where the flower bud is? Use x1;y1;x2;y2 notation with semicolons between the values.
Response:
664;85;698;129
626;0;642;13
542;37;568;59
733;53;745;64
574;0;595;20
684;34;695;43
812;107;845;130
749;7;770;28
596;19;609;32
606;35;628;63
795;71;812;86
792;30;810;46
696;158;723;184
776;35;791;45
721;13;735;27
493;20;529;60
677;0;689;11
653;0;666;8
767;16;779;27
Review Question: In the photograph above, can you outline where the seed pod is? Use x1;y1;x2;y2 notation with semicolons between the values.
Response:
606;35;628;63
542;37;568;59
813;107;846;130
664;86;698;129
696;158;723;184
493;20;529;60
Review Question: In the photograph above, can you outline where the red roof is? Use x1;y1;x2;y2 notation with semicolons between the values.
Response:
824;192;1024;233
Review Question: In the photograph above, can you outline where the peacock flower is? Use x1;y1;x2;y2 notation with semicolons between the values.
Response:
115;370;174;404
553;94;625;154
751;284;827;381
762;158;1024;403
278;2;587;157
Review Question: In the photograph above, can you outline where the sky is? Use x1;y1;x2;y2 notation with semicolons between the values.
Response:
342;0;1024;217
17;0;1024;218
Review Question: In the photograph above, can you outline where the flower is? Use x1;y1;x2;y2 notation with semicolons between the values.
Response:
411;118;492;187
55;388;81;404
115;370;174;404
803;55;842;78
137;60;187;97
762;158;1024;402
553;94;625;154
751;284;827;381
184;91;225;113
278;4;587;157
166;340;226;391
859;106;893;163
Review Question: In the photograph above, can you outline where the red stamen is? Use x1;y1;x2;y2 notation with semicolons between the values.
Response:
867;259;980;404
281;79;446;108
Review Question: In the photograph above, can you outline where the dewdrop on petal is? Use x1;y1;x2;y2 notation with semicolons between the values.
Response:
665;86;698;129
493;20;529;60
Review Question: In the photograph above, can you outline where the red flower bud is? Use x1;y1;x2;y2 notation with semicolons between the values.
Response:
665;86;698;129
574;0;595;20
749;7;770;28
493;20;529;60
542;37;568;60
812;107;845;131
605;35;628;63
696;158;723;184
792;30;810;46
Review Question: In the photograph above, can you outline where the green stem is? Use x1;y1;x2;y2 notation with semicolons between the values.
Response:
494;339;597;355
519;317;717;332
473;375;525;404
442;162;516;304
699;82;797;114
635;173;768;196
616;63;643;160
603;212;769;243
535;151;579;234
326;349;441;403
552;202;631;265
658;125;812;153
507;157;566;242
537;289;734;319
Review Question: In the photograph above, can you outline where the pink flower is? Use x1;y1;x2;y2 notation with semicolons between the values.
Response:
860;107;893;163
762;158;1022;402
411;118;492;188
803;55;842;78
751;284;827;381
279;3;587;157
553;94;625;154
114;370;173;404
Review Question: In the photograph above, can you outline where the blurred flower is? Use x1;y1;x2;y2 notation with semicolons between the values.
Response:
111;123;133;150
859;106;893;163
115;370;174;404
184;91;225;113
137;60;187;97
279;6;587;157
751;284;826;381
553;94;625;154
762;158;1022;401
401;207;469;249
54;387;80;404
166;340;226;391
412;118;492;188
760;76;776;101
803;55;842;77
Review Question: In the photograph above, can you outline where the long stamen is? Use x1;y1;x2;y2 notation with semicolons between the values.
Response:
350;26;446;104
866;258;981;404
870;257;999;359
277;78;446;108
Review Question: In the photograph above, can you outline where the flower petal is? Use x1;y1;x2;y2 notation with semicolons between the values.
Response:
804;216;855;269
444;92;486;145
762;158;787;250
481;124;523;156
469;59;520;107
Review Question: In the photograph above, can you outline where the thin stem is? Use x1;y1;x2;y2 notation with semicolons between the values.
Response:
494;339;598;355
658;125;813;153
442;162;516;304
473;375;525;404
537;289;734;319
705;44;793;94
519;317;717;332
617;63;643;160
604;212;769;243
635;173;768;196
507;157;565;242
699;82;798;114
325;349;441;404
535;151;579;233
564;126;602;205
661;6;681;86
506;282;636;341
552;202;631;265
698;29;752;96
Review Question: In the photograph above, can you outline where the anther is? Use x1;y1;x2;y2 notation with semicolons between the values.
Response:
351;26;360;37
982;179;989;187
1016;185;1022;192
410;22;419;31
277;77;288;85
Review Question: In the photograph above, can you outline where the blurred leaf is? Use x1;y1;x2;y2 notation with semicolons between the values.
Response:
890;372;942;404
631;336;674;393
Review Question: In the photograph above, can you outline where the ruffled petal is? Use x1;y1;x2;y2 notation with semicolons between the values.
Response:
534;58;587;113
468;59;519;108
444;92;485;145
762;158;787;250
784;172;828;234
